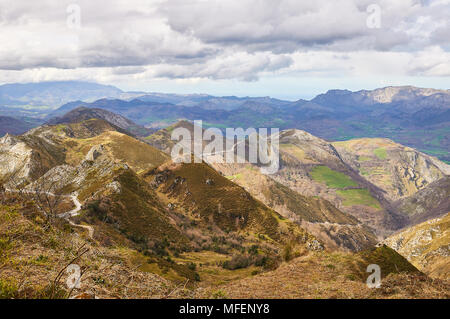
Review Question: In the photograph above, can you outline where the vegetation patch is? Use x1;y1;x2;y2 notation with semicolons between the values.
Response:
336;189;381;209
309;166;357;189
373;147;387;160
354;245;420;280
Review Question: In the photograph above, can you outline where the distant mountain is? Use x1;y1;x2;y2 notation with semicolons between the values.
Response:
47;107;154;136
28;84;450;162
0;81;123;108
136;93;291;111
312;86;449;109
0;116;35;136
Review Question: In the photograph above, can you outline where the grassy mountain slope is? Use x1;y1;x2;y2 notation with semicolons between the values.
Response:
391;176;450;225
215;163;378;252
272;129;406;236
142;161;311;244
332;138;450;200
384;213;450;280
145;122;378;251
0;203;185;299
197;246;448;299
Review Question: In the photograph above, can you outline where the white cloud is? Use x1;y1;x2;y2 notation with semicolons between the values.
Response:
0;0;448;85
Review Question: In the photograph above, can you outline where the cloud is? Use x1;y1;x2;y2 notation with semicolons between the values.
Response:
0;0;448;83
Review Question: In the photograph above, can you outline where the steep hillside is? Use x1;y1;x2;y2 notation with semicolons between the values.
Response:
62;130;169;173
145;122;378;251
332;138;450;200
197;246;448;299
0;203;185;299
0;131;66;186
142;161;312;245
384;213;450;280
271;129;406;236
392;176;450;225
214;163;377;252
0;119;127;185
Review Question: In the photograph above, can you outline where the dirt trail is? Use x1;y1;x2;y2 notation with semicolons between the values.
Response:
5;188;94;239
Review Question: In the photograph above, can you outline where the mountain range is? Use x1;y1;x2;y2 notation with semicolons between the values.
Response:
0;86;449;299
0;81;448;163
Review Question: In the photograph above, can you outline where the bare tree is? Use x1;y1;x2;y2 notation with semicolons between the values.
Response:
28;153;65;223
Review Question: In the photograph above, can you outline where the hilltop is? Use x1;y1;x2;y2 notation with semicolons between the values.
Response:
47;107;154;137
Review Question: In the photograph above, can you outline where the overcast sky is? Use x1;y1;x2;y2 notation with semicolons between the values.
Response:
0;0;449;99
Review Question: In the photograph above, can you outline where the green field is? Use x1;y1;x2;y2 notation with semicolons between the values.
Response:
373;147;387;160
336;189;381;209
309;166;358;189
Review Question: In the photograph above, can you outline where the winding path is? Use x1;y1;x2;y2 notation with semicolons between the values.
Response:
5;188;94;239
58;192;94;239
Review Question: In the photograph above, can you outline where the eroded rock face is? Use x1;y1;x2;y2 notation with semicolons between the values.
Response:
0;134;33;186
85;144;105;161
384;213;450;279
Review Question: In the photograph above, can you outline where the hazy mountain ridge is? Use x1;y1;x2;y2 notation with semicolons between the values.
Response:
0;116;35;136
0;81;123;107
42;84;450;162
2;82;448;163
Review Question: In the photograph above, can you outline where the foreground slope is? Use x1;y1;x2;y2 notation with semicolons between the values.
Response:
196;246;448;299
0;203;185;299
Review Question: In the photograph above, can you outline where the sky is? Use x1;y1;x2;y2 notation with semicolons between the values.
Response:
0;0;449;100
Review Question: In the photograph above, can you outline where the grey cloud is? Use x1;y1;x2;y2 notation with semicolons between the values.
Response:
0;0;448;81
